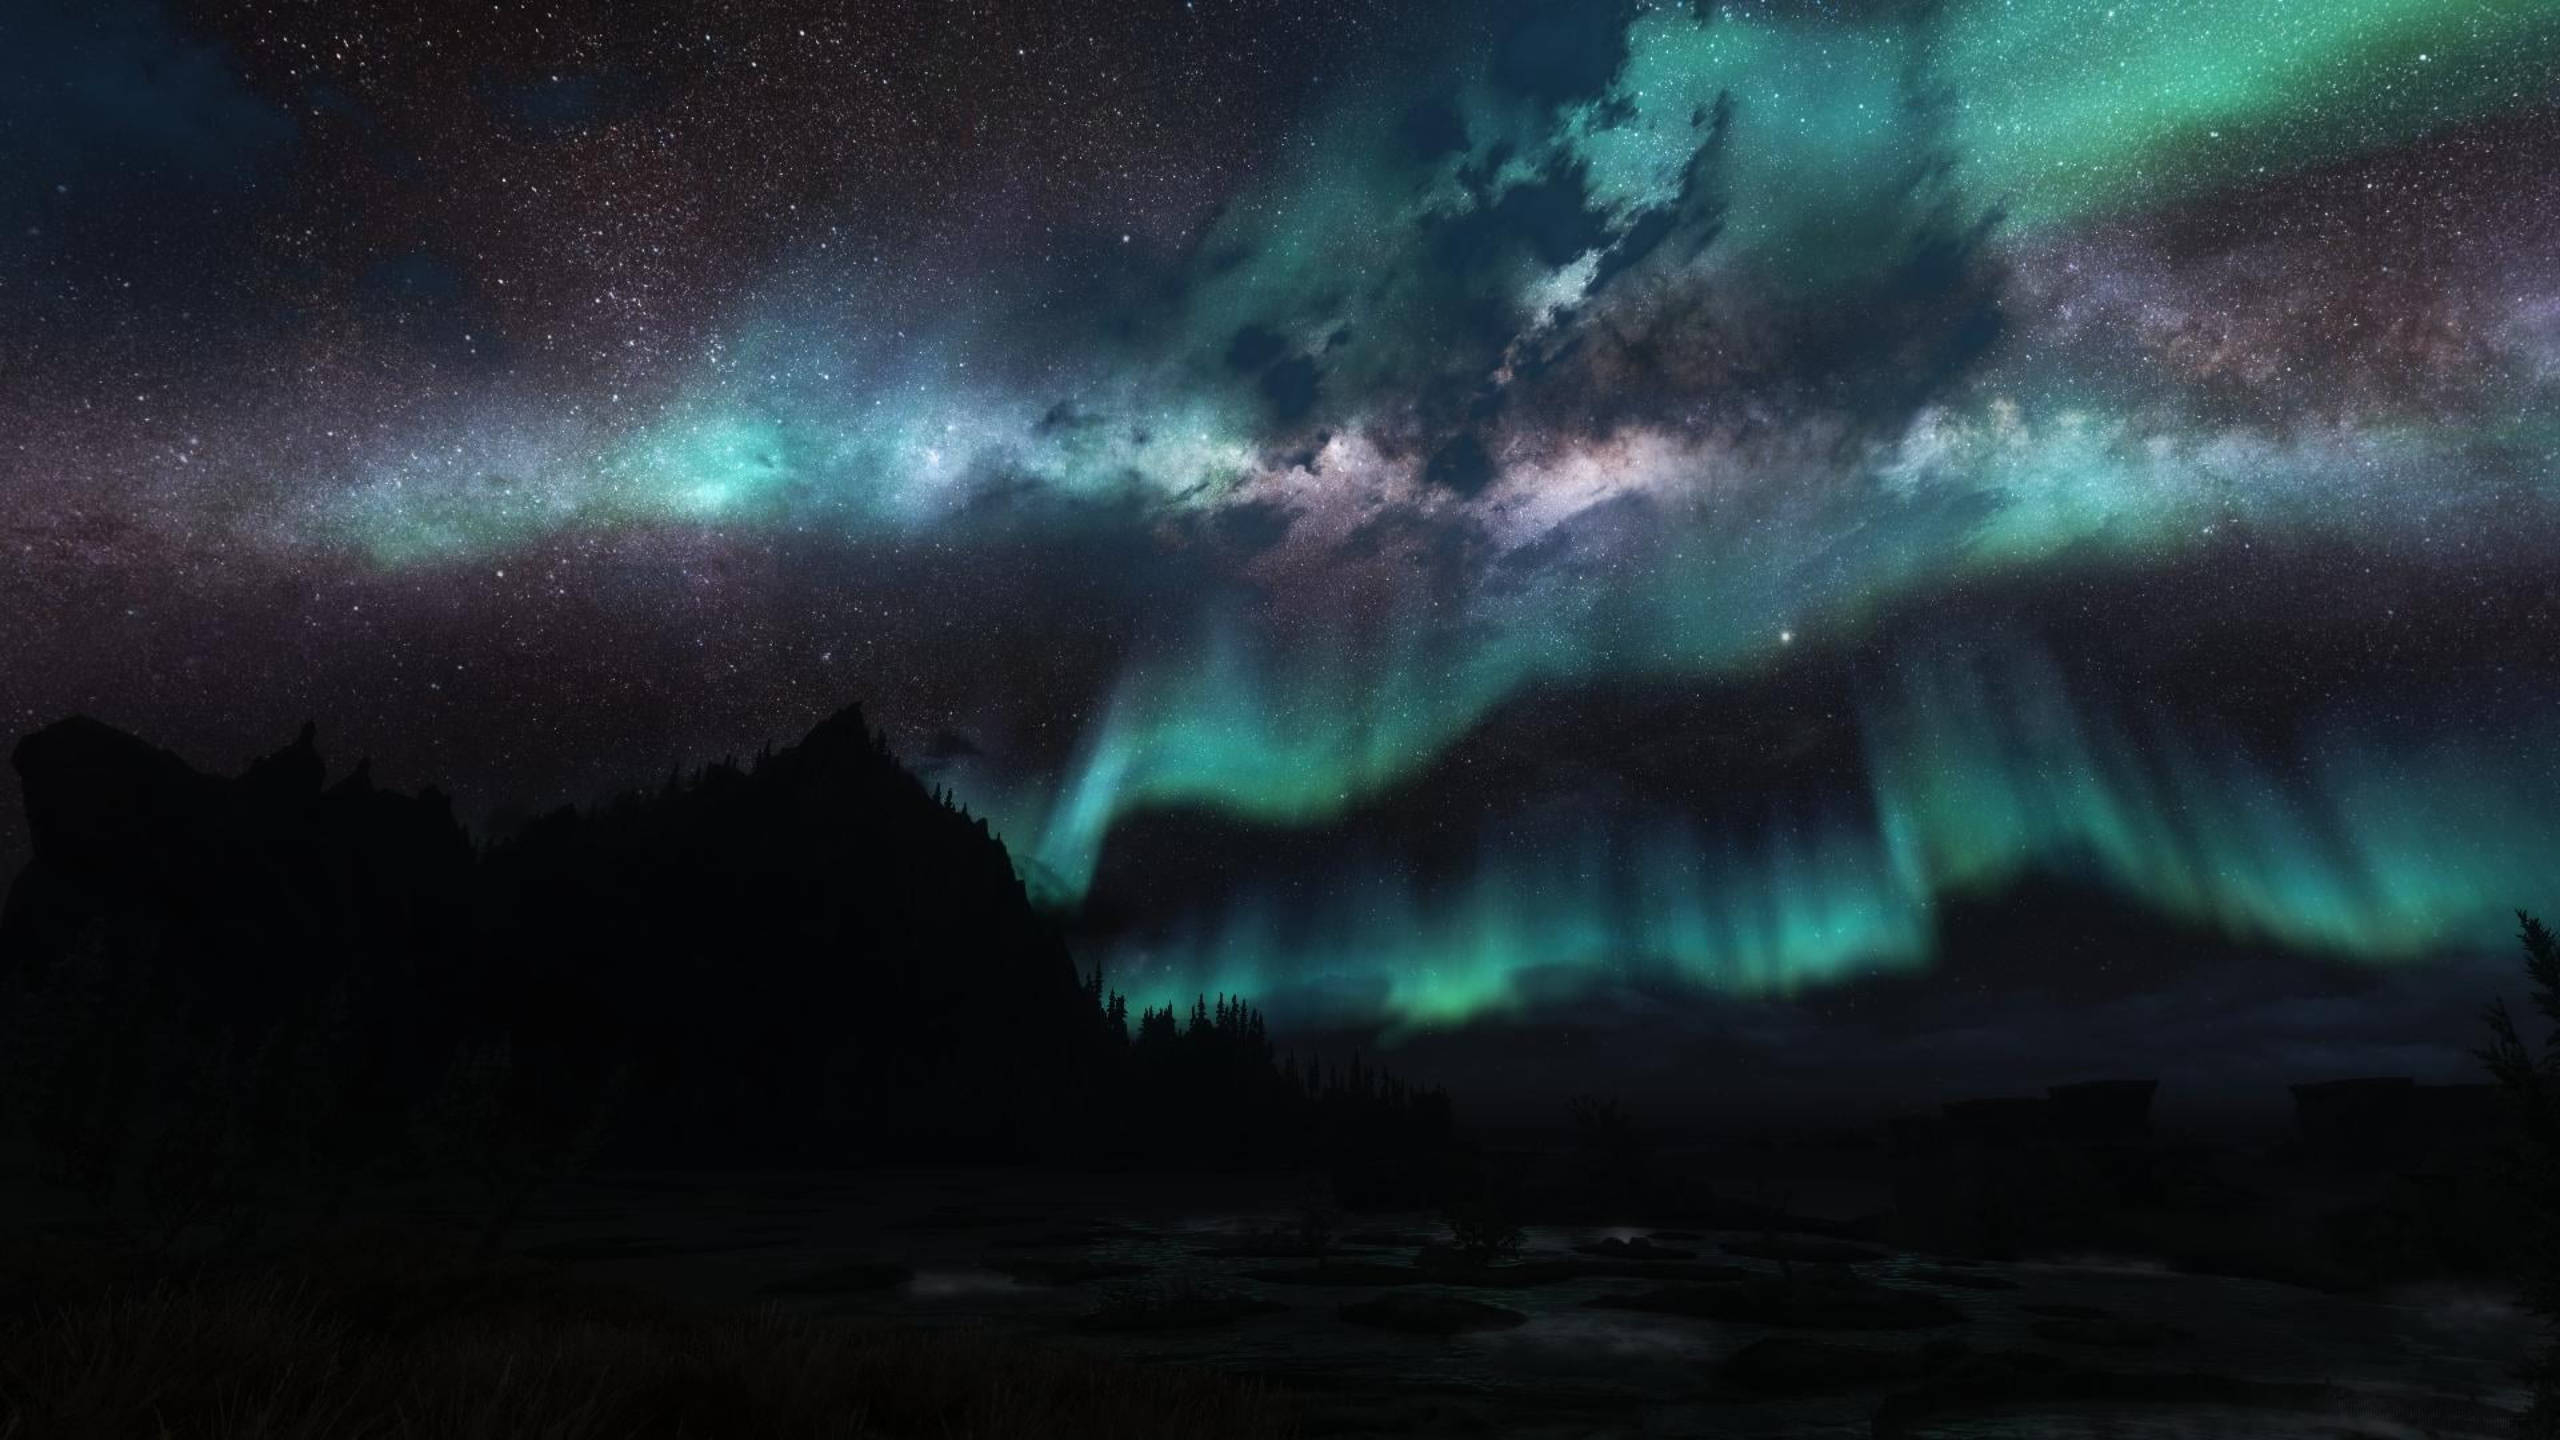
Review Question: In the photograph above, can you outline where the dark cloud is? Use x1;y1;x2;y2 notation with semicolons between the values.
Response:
0;0;295;324
1209;499;1300;554
1258;353;1321;422
1395;97;1469;161
0;0;293;195
1439;159;1613;272
1225;324;1289;373
1489;1;1637;106
1423;433;1497;497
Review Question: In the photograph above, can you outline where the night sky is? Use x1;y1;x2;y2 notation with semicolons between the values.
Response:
7;0;2559;1113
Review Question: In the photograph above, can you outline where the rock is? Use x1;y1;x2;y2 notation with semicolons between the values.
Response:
1338;1294;1528;1336
1244;1262;1434;1287
1907;1265;2019;1291
1720;1236;1889;1264
1575;1261;1758;1284
1591;1274;1966;1330
1575;1237;1698;1261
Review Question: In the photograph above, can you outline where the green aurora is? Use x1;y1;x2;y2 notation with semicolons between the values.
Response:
304;0;2560;1024
1088;635;2560;1023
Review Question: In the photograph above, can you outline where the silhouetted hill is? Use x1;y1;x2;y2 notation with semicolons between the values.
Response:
475;705;1097;1162
0;706;1100;1180
0;717;482;1197
5;716;474;1031
0;707;1462;1213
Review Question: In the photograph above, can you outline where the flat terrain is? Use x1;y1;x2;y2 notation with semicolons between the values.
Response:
442;1165;2532;1439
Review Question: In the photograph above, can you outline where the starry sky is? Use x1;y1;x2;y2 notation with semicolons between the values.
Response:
7;0;2559;1109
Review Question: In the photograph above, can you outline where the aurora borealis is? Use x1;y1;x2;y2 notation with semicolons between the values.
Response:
6;0;2559;1075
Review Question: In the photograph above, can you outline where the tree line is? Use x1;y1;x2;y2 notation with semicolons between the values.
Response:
0;706;1469;1251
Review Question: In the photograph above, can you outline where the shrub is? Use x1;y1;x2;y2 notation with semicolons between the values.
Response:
1440;1198;1525;1266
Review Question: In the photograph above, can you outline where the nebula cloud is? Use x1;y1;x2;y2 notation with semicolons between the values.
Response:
5;0;2557;1040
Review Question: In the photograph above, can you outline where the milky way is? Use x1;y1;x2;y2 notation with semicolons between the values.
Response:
6;0;2559;1043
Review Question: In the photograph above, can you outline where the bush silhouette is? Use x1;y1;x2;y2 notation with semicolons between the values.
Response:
1440;1198;1526;1265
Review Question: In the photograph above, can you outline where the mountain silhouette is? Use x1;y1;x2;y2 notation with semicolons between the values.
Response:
0;705;1097;1172
0;705;1460;1203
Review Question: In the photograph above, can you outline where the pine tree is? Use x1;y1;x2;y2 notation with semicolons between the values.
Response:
2482;911;2560;1434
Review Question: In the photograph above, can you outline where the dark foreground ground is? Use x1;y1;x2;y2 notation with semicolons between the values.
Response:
0;1131;2531;1440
